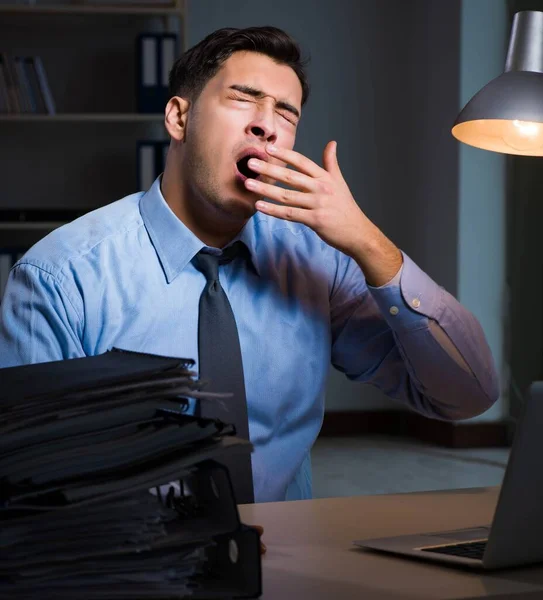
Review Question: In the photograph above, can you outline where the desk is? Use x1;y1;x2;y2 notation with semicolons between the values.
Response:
239;487;543;599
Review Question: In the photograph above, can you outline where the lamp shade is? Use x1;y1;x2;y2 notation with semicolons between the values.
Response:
452;11;543;156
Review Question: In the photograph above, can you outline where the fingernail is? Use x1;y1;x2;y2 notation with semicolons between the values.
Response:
267;144;277;154
248;158;260;168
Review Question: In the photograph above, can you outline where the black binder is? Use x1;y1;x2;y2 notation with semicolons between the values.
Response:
0;347;193;404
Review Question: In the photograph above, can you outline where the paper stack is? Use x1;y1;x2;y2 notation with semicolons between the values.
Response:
0;348;261;599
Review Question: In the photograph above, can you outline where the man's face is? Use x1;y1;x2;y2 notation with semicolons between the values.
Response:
181;51;303;221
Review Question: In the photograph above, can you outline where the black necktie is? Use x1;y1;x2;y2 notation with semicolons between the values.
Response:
193;242;254;504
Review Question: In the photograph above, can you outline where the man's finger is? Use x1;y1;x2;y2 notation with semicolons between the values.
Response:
245;179;314;209
247;158;318;192
248;524;266;555
255;200;314;226
322;140;342;177
266;144;324;178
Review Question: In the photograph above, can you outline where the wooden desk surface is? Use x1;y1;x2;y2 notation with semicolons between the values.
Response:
239;487;543;599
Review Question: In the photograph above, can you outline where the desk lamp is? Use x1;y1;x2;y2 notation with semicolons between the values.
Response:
452;10;543;156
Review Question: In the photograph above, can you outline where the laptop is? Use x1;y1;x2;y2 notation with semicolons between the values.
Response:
353;381;543;570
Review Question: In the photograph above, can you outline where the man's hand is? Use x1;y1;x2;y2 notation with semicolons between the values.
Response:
249;524;266;554
245;141;402;287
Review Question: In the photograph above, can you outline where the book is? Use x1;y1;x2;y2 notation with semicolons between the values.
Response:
0;54;55;114
13;56;32;113
24;56;47;113
0;56;10;113
34;56;56;115
0;52;20;113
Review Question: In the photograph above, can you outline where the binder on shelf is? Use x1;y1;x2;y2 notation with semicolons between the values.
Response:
136;33;178;113
137;140;169;191
161;33;176;88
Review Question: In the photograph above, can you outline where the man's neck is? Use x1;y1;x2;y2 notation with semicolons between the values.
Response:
160;170;246;249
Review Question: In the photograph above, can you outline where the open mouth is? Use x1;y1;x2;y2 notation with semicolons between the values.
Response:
236;155;260;180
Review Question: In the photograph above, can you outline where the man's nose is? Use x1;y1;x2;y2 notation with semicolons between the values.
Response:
246;112;277;144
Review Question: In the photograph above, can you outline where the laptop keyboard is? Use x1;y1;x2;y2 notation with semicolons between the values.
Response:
421;540;487;560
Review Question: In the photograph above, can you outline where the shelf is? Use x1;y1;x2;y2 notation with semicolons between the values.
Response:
0;222;67;230
0;2;181;214
0;3;181;16
0;113;165;122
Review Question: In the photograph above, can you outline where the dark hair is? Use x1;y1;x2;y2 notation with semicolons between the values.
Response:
168;26;310;106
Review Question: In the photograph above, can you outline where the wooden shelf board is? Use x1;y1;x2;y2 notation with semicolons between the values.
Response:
0;113;164;122
0;222;67;230
0;3;181;16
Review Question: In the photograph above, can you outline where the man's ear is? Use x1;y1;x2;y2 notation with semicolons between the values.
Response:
165;96;190;142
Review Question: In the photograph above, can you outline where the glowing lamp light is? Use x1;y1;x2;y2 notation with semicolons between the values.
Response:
452;11;543;157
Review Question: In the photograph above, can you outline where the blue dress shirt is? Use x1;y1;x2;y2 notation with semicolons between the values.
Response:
0;177;499;502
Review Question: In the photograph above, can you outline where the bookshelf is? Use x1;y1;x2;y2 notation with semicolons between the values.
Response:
0;1;186;299
0;0;185;208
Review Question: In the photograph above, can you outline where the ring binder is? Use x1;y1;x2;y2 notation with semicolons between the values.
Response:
137;33;178;114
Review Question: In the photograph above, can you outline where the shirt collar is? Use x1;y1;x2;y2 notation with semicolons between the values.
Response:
139;177;262;283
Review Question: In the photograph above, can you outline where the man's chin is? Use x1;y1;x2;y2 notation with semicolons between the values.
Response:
219;195;258;220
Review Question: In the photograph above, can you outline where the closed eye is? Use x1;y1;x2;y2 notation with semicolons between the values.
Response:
230;94;297;125
278;111;297;126
230;95;253;103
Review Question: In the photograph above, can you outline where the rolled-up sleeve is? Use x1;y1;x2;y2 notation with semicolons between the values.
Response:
330;251;499;421
0;262;84;368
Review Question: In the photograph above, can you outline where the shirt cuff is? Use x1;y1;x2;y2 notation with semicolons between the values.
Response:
367;262;404;289
367;251;443;331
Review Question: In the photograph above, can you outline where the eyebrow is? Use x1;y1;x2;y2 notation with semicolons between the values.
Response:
228;84;300;119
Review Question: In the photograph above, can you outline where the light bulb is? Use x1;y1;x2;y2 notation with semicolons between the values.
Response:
502;119;543;152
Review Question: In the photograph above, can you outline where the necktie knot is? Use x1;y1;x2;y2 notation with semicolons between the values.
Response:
194;241;246;282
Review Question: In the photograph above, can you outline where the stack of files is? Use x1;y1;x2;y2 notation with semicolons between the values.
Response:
0;348;262;599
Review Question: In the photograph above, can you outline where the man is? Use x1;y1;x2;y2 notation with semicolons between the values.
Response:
0;27;498;504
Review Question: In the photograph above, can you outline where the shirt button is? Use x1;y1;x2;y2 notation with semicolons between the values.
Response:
412;298;421;308
389;306;399;316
